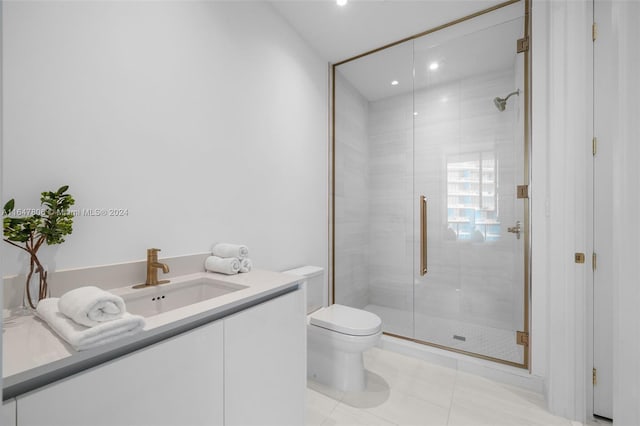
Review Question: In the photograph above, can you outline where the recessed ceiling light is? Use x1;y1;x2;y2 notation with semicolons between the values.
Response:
413;112;419;116
429;62;439;71
337;0;347;6
391;80;399;86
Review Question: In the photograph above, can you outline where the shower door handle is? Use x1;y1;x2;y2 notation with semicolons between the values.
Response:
507;220;521;239
420;195;428;276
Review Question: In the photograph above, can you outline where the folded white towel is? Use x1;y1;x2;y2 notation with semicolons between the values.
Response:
205;255;240;275
36;298;145;351
212;243;249;260
58;286;126;327
239;258;252;273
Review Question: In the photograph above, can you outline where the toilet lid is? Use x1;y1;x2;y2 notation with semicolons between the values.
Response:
309;304;382;336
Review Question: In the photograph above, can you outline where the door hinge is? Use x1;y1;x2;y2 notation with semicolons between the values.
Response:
517;331;529;346
593;22;598;42
593;137;598;156
593;367;597;385
517;37;529;53
592;252;597;271
517;185;529;199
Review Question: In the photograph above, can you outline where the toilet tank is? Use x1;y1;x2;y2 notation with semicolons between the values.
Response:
283;266;324;314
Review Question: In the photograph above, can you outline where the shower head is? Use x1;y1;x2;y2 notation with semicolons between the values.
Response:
493;89;520;112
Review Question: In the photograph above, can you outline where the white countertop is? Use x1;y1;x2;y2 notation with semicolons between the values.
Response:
3;269;302;398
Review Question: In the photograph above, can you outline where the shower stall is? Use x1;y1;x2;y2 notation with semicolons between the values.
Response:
332;1;530;368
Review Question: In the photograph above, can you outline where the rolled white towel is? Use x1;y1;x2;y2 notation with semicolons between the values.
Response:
239;258;252;273
212;243;249;260
205;255;240;275
37;298;145;351
58;286;126;327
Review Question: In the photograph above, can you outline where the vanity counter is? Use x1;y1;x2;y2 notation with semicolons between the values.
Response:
2;269;303;400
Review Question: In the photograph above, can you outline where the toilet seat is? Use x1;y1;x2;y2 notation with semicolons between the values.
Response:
309;304;382;336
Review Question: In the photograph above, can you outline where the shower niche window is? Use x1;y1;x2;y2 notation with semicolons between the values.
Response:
333;1;529;368
446;151;499;242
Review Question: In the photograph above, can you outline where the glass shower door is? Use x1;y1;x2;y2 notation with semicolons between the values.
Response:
412;16;527;365
332;2;529;368
333;41;415;338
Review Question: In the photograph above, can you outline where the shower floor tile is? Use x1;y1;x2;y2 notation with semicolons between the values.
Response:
306;347;574;426
364;304;523;364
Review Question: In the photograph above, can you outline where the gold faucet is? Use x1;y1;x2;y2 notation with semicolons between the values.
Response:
133;248;170;289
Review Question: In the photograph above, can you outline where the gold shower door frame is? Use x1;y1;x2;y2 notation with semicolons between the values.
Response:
330;0;531;369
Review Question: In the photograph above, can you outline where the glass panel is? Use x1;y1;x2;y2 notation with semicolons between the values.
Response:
333;2;527;368
413;16;525;364
334;41;414;337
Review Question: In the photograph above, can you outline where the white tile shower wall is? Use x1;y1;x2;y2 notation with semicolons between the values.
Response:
368;69;522;333
334;71;370;309
367;94;414;326
2;2;327;279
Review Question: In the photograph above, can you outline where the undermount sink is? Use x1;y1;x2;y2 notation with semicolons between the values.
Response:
115;275;248;318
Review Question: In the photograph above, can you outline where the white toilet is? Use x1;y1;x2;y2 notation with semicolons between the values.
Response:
284;266;382;392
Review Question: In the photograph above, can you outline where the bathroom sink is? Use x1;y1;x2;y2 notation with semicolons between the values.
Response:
117;276;248;318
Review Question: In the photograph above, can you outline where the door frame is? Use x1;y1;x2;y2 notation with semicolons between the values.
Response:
591;0;612;419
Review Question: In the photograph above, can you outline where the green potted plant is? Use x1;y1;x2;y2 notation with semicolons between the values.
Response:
3;185;75;309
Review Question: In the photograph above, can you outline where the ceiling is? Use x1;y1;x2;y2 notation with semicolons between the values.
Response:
338;15;523;101
269;0;508;64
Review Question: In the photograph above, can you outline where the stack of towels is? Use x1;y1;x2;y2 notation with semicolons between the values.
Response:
36;286;145;351
205;243;252;275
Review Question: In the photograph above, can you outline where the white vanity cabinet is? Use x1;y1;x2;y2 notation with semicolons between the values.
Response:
224;288;306;426
16;320;224;426
12;286;306;426
3;399;17;426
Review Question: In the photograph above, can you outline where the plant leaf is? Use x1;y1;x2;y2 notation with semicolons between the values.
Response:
4;186;74;249
3;199;15;215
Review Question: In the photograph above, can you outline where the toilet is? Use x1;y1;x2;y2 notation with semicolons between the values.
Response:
283;266;382;392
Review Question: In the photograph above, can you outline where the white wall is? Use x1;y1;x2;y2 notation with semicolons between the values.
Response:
530;0;549;384
532;0;592;422
2;2;328;279
608;3;640;424
535;2;640;423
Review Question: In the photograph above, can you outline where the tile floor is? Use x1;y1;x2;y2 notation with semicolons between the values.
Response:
364;304;523;363
306;347;576;426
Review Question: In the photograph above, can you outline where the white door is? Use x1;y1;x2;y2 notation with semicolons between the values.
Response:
593;0;613;419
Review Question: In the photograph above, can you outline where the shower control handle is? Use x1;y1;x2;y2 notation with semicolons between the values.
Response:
507;221;521;239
